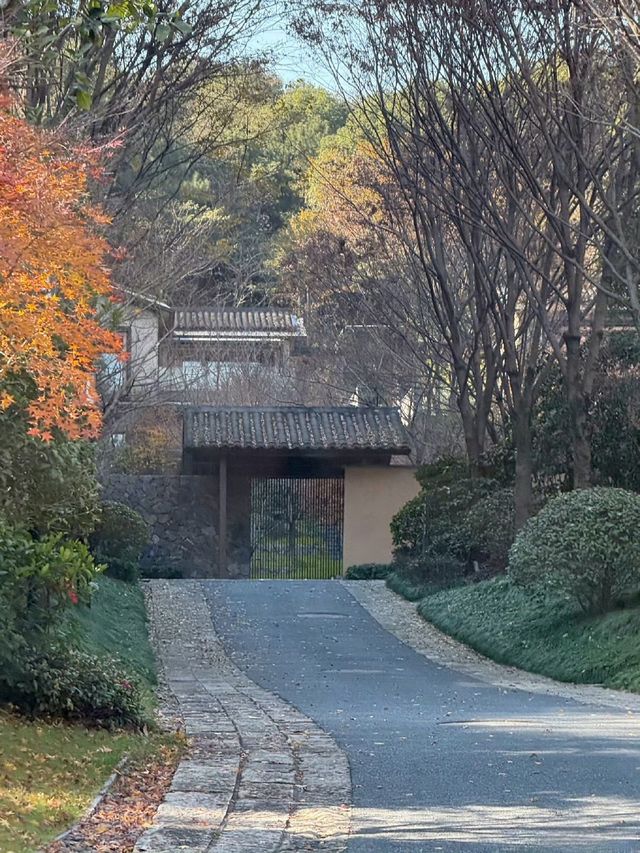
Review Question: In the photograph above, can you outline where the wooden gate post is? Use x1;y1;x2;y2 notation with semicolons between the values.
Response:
218;454;227;576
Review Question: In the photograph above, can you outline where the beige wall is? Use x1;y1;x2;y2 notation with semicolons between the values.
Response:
127;309;159;395
343;466;420;569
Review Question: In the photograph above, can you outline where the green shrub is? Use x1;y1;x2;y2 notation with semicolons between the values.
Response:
0;524;102;634
0;520;147;729
91;501;150;582
139;561;184;580
397;552;467;587
391;470;498;559
462;487;516;571
0;523;105;721
386;553;467;601
0;586;23;674
344;563;393;580
0;644;148;729
519;333;640;493
0;384;101;538
509;487;640;613
591;332;640;492
415;456;470;489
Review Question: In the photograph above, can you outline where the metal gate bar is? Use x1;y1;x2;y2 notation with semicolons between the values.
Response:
250;476;344;579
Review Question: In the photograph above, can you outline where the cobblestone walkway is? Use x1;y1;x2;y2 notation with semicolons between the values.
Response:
344;580;640;711
136;581;351;853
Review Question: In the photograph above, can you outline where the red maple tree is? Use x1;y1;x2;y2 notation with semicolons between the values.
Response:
0;76;122;440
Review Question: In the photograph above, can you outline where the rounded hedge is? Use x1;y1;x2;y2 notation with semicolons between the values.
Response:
1;643;148;729
463;487;515;571
91;501;149;582
391;477;498;557
509;487;640;613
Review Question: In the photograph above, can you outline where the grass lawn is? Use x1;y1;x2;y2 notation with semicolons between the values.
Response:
1;576;165;852
0;711;168;853
418;576;640;692
251;552;343;578
71;576;157;707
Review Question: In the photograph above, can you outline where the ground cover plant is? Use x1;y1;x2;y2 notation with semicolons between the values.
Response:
385;466;640;693
71;577;156;693
419;577;640;693
386;554;468;601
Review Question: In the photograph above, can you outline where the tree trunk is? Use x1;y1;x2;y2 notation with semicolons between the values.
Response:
457;388;484;477
570;402;592;489
461;413;483;477
564;332;592;489
513;410;534;529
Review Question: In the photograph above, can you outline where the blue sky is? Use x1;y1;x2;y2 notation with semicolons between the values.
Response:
249;21;335;89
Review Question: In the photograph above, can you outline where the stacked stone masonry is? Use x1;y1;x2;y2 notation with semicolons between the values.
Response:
103;475;218;577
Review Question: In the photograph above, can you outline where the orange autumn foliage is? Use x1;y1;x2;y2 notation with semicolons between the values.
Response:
0;91;122;440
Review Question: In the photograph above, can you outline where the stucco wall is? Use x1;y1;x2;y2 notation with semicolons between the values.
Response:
343;466;420;569
127;309;159;395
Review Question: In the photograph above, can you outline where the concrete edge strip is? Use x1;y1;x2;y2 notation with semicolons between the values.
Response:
342;580;640;712
135;580;352;853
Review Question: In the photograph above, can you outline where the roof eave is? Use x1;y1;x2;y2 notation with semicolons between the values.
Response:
172;329;306;341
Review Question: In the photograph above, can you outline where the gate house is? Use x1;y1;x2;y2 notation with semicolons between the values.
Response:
182;406;419;578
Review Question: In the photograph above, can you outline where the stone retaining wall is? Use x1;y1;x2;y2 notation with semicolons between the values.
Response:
103;474;218;577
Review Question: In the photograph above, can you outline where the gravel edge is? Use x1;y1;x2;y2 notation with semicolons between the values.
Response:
342;580;640;712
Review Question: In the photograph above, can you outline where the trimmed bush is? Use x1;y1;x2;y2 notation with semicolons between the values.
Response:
389;553;467;599
91;501;150;582
391;474;498;558
1;644;148;729
509;487;640;613
463;487;516;571
344;563;393;580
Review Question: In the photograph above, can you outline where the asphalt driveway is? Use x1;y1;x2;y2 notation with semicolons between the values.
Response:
203;580;640;852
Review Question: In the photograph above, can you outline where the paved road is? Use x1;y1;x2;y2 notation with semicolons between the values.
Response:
204;581;640;852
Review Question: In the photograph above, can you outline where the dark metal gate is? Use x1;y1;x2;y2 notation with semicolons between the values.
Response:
250;476;344;579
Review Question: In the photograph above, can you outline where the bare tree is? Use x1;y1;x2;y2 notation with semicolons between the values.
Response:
288;0;638;505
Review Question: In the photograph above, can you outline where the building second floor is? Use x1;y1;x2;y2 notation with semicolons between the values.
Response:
99;299;308;407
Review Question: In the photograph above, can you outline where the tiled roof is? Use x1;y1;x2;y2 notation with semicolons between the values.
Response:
174;308;305;337
184;406;411;453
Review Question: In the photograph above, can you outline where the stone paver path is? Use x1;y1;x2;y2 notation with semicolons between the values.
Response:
136;580;351;853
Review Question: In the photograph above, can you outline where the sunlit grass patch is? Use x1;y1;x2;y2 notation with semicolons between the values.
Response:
0;710;140;852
